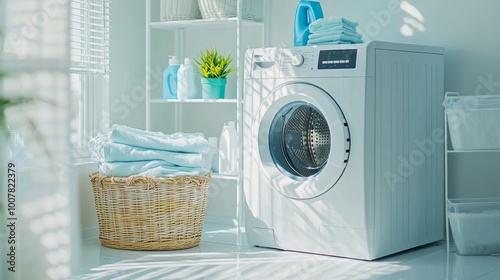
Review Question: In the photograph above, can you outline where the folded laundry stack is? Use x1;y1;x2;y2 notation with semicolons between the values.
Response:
307;17;363;45
89;124;210;177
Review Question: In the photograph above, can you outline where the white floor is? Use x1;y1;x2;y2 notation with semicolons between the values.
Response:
70;230;500;280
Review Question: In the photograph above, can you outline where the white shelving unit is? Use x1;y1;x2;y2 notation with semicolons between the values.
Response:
444;102;500;250
145;0;267;245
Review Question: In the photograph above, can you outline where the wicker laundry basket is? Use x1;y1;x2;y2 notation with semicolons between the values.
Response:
90;172;211;250
161;0;201;21
198;0;255;20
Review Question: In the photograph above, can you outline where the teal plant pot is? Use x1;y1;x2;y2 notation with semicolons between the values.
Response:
201;78;227;99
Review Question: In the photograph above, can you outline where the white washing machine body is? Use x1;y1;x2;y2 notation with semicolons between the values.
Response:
243;41;445;260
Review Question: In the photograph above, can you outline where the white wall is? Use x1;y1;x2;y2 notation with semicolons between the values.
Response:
109;0;146;130
267;0;500;198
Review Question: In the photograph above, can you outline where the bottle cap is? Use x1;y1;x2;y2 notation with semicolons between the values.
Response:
184;58;193;64
168;55;179;66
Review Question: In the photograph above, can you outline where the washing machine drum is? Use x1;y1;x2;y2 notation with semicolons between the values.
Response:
269;102;331;178
254;82;350;199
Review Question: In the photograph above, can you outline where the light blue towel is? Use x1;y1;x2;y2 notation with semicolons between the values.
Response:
309;17;359;33
93;142;204;167
310;23;357;33
307;34;363;45
309;30;363;40
307;40;352;46
99;160;210;177
110;124;209;154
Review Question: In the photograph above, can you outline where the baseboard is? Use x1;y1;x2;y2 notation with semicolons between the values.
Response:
81;227;99;239
204;215;238;226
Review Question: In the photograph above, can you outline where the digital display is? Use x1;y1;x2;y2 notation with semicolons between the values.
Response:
318;49;357;69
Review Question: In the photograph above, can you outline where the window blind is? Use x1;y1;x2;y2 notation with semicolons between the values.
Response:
70;0;111;74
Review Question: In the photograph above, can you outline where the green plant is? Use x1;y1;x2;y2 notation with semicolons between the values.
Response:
0;71;33;135
195;48;236;79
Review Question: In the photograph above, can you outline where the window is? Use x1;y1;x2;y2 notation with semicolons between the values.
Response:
70;0;111;159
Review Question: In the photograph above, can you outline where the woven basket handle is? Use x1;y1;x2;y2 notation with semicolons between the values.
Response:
89;172;156;190
125;175;156;190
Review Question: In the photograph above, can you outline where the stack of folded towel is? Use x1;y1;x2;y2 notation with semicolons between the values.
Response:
89;124;210;177
307;17;363;45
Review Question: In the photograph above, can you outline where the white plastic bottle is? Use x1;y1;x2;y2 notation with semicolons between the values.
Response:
219;121;238;175
177;57;200;100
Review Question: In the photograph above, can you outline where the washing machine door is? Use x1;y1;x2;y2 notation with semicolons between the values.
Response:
253;82;350;199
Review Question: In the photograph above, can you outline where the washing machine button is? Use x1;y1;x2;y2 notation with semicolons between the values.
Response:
291;53;305;67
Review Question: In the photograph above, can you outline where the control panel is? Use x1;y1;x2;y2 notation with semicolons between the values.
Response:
247;45;366;79
317;49;357;69
280;48;358;73
281;48;317;70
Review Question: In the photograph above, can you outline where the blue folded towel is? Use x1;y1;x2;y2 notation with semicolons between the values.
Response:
310;23;357;33
307;33;363;45
110;124;209;154
99;160;209;177
92;142;204;167
309;17;359;33
89;124;212;177
307;40;352;46
309;30;363;40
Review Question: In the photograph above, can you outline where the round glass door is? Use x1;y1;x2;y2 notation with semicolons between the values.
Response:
253;82;350;199
269;102;330;180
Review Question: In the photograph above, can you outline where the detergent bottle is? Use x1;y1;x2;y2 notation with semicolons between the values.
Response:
177;57;200;100
162;55;180;99
219;121;238;175
294;0;324;46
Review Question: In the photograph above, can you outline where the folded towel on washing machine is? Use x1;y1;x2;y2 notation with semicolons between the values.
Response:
309;29;362;40
309;17;359;33
307;40;353;46
307;17;363;45
307;33;363;45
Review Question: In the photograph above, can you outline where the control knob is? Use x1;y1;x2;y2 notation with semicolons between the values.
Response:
291;53;305;67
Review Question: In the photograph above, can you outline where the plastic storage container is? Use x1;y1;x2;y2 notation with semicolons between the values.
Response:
443;92;500;150
448;198;500;255
163;55;180;99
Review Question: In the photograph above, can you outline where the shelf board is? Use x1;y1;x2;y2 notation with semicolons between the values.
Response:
447;149;500;153
149;18;263;30
150;98;239;104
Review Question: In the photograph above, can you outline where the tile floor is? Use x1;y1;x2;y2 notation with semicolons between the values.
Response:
70;230;500;280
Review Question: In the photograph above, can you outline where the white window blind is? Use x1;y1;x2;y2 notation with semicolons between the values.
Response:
70;0;111;74
69;0;111;153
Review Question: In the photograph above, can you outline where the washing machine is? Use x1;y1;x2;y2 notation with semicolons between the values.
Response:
243;41;445;260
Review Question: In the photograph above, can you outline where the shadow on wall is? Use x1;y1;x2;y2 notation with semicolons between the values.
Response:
355;0;425;40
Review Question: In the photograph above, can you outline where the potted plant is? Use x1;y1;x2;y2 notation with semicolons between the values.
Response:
195;48;235;99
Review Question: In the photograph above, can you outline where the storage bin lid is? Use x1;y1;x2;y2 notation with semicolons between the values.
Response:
443;92;500;112
448;198;500;213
